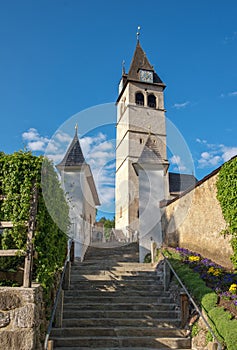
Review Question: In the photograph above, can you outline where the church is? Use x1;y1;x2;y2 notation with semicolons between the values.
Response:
58;38;196;262
115;38;196;260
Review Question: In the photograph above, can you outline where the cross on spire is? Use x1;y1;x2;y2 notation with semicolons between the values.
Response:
75;123;78;135
136;26;141;42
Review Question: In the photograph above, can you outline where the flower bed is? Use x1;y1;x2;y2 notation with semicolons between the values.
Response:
176;247;237;318
165;248;237;349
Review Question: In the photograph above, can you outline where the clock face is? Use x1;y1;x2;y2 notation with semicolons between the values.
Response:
139;70;153;83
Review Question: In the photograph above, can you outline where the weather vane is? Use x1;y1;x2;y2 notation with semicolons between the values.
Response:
136;26;141;41
122;60;125;74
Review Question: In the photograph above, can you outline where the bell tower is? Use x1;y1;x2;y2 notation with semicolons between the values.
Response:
115;38;169;237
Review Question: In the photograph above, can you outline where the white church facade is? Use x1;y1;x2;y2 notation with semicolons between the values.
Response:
56;126;100;260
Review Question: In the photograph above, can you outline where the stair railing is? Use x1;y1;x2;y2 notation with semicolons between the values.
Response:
44;239;74;350
161;251;223;350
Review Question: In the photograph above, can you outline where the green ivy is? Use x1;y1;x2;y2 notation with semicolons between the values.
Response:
216;156;237;268
0;151;70;293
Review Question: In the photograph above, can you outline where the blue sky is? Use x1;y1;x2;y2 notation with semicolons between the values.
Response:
0;0;236;217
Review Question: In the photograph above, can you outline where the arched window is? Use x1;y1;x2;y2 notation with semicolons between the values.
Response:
148;94;156;108
135;92;144;106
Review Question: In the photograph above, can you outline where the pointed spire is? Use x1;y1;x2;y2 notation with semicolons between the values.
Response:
127;40;164;85
56;125;86;169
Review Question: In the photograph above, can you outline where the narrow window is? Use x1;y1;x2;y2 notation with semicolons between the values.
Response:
139;138;143;144
148;94;156;108
120;206;123;218
135;92;144;106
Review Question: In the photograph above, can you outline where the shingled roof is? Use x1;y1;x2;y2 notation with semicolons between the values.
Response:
133;135;169;175
138;135;163;164
169;172;197;194
57;129;85;168
127;41;164;85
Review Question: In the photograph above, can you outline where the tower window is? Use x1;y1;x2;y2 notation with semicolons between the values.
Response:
135;92;144;106
120;206;123;218
139;138;143;144
148;94;156;108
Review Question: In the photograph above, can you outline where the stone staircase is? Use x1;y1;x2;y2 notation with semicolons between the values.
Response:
51;242;191;349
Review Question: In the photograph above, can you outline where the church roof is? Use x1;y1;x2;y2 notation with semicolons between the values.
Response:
57;128;85;168
169;172;197;194
127;41;164;85
133;135;169;175
138;135;164;164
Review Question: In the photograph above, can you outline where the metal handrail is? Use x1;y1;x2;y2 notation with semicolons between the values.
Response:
161;251;223;350
44;239;73;350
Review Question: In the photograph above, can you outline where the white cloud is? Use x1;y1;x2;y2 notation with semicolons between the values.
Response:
27;141;46;152
220;91;237;98
228;91;237;97
22;128;50;151
22;128;39;141
221;146;237;162
173;101;190;109
223;31;237;44
196;139;237;168
55;131;72;143
170;154;187;172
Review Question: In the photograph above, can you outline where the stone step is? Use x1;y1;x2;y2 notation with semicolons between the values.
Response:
64;290;172;297
71;269;160;279
51;327;186;338
63;303;177;311
54;348;191;350
62;318;181;328
73;262;153;268
70;275;161;281
63;309;180;319
64;296;174;304
70;279;163;287
64;289;169;296
68;285;165;292
51;335;191;348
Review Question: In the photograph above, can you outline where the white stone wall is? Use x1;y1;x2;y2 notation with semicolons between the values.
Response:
62;168;96;260
139;168;166;262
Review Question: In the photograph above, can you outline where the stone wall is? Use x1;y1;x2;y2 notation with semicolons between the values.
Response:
162;169;233;269
0;284;45;350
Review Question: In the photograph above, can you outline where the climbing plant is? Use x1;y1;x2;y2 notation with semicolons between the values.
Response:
0;151;70;290
216;156;237;268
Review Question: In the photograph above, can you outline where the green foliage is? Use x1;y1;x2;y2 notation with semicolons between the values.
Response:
191;322;200;337
0;280;20;287
98;216;115;240
0;151;70;292
143;249;160;263
216;156;237;268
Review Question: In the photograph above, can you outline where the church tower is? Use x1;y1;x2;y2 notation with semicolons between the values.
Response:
115;39;169;237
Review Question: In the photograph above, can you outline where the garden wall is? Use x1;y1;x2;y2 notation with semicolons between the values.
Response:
0;284;45;350
162;168;233;269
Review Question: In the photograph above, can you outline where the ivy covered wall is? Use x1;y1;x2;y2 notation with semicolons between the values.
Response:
0;151;70;291
217;156;237;269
